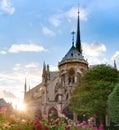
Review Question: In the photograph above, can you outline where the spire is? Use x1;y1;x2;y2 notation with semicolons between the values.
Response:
42;62;46;78
76;5;82;54
47;64;50;80
42;62;47;85
24;78;27;93
24;78;27;99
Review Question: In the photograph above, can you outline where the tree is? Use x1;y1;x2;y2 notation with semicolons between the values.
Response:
108;84;119;124
69;64;119;119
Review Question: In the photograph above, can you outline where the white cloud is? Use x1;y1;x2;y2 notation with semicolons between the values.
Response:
50;6;88;27
83;42;106;57
42;26;55;36
13;63;39;71
49;17;61;27
50;65;58;71
25;62;39;68
13;64;21;71
81;41;108;66
0;0;15;15
87;57;108;65
8;43;46;53
66;6;88;21
111;51;119;61
0;50;7;54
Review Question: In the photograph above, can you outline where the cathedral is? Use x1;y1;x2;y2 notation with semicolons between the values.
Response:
24;10;88;119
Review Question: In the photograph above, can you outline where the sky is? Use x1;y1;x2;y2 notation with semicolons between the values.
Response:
0;0;119;106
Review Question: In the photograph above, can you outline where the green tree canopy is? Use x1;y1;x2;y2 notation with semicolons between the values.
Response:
108;84;119;124
69;64;119;118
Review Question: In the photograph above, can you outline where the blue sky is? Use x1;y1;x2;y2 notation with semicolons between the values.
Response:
0;0;119;105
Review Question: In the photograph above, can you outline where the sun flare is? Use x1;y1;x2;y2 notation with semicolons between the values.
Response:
17;102;26;111
12;99;26;111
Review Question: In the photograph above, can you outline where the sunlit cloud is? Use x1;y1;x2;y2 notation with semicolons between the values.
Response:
0;66;42;101
8;43;46;53
82;42;106;57
0;90;16;98
0;62;59;103
42;26;55;36
0;0;15;15
111;51;119;61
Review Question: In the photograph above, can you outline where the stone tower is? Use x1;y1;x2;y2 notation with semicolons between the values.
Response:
57;10;88;118
58;9;88;92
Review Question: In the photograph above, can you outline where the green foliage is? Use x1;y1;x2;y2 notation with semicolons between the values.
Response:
108;84;119;124
69;64;119;117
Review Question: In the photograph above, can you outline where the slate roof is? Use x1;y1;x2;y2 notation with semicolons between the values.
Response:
61;45;84;62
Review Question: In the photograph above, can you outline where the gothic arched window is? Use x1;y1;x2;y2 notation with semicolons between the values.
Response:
68;68;75;85
61;74;65;85
55;94;58;102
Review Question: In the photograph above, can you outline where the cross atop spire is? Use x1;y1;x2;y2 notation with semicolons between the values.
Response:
76;4;82;54
78;3;80;14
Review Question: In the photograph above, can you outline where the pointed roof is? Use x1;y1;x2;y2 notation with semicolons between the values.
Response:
61;45;84;62
76;8;82;54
